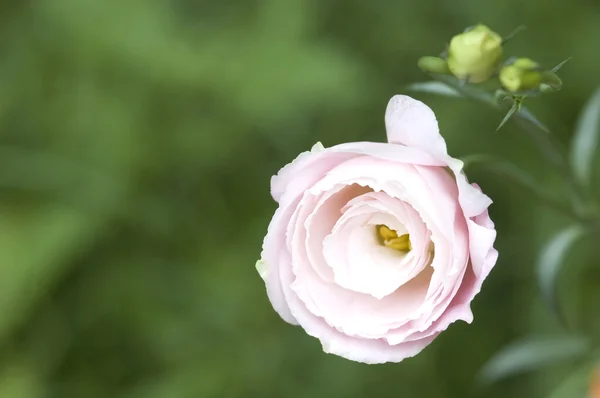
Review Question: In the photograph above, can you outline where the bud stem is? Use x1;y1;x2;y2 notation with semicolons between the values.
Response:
429;73;590;221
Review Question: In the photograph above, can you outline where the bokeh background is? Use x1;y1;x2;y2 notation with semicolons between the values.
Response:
1;0;599;397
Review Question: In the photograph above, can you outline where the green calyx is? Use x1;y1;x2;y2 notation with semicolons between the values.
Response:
418;56;451;75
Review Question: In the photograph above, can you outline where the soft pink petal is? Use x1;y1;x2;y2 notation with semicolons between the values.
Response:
448;158;493;218
384;95;448;159
331;141;445;167
468;218;497;279
322;191;429;299
272;229;438;364
260;205;299;325
289;157;469;339
284;254;438;363
383;95;493;219
392;187;498;343
271;141;444;205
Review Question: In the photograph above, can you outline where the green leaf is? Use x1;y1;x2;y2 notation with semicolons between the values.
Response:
537;225;586;325
479;336;589;384
570;87;600;186
497;101;519;131
405;81;462;97
502;25;526;44
518;106;551;133
547;362;595;398
550;57;572;73
0;360;42;398
0;205;105;343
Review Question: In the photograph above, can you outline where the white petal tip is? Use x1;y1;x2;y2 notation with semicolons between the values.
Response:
255;258;268;280
384;95;447;158
311;141;326;152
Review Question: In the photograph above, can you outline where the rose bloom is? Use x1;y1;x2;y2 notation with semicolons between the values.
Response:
257;95;498;364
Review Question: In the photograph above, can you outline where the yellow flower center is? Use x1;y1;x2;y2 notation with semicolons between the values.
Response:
377;225;412;252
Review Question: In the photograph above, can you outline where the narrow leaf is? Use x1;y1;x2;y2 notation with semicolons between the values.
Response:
497;102;519;131
519;106;551;133
537;225;586;325
570;87;600;186
550;57;572;73
502;25;526;44
405;81;462;97
479;336;589;384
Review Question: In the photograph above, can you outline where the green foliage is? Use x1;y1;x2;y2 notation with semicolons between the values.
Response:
536;225;587;326
546;361;596;398
571;87;600;188
0;1;599;397
478;336;588;384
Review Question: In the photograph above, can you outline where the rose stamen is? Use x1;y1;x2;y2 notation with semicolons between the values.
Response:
377;225;412;252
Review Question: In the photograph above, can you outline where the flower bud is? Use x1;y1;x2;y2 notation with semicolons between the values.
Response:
499;58;543;92
447;24;503;83
418;56;450;75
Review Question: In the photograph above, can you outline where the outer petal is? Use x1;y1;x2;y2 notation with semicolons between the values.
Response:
448;158;493;218
260;205;299;325
403;185;498;341
384;95;448;159
280;243;439;364
271;142;349;203
272;140;448;204
384;95;493;217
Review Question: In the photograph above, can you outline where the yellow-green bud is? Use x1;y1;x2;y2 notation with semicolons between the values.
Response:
418;56;450;75
447;24;503;83
499;58;543;92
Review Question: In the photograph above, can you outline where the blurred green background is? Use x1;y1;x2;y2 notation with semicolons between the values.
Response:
1;0;599;397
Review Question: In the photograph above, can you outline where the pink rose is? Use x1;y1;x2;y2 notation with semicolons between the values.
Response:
257;95;498;364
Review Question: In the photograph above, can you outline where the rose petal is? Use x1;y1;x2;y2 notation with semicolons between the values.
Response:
322;191;429;299
260;205;300;325
448;158;493;218
385;95;448;159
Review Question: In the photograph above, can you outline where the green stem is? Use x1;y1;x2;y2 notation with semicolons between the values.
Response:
432;74;591;219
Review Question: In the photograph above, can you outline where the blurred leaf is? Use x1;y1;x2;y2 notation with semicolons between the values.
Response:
479;336;589;384
0;205;104;342
116;367;228;398
518;106;551;133
570;87;600;186
406;81;462;97
430;74;496;105
501;25;527;44
0;360;42;398
461;154;575;217
550;57;572;73
547;362;595;398
537;225;586;324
